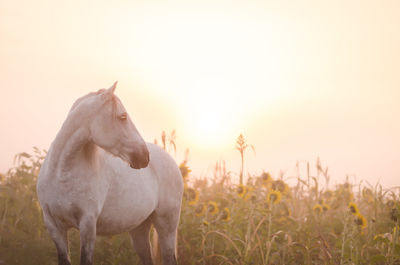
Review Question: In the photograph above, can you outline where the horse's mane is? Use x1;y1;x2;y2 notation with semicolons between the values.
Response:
68;88;120;118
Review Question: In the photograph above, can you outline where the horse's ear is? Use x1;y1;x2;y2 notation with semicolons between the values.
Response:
107;81;118;94
102;81;118;100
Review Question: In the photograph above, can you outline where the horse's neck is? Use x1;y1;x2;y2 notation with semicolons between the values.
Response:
48;114;100;176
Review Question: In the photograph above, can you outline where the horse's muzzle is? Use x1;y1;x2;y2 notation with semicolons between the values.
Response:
129;148;150;169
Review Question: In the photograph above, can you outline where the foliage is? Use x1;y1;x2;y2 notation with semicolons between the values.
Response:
1;147;400;265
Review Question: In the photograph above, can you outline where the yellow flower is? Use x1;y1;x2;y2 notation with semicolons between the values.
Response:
313;204;323;214
203;220;210;226
221;207;230;222
179;162;191;181
236;184;248;198
194;203;206;217
348;202;359;215
184;187;199;206
208;201;219;215
354;213;367;229
267;190;282;204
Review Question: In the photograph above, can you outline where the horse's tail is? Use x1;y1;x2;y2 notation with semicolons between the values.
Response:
151;228;162;265
151;227;178;265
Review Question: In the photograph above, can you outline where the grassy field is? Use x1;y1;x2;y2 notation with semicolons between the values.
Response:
0;147;399;265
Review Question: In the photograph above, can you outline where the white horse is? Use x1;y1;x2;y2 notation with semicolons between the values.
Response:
37;82;183;265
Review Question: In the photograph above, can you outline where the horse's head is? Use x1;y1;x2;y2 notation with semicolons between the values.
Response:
81;82;150;169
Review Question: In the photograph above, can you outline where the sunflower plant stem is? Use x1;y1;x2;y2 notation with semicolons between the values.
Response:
240;151;244;185
244;205;254;262
340;214;349;265
390;219;400;265
265;203;274;265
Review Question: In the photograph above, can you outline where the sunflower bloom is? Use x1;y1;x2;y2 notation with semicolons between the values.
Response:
313;204;323;214
179;162;191;181
271;180;289;195
194;203;206;217
221;207;230;222
184;187;199;206
236;184;248;198
354;213;367;229
261;172;272;187
208;201;219;215
348;202;359;215
267;190;282;204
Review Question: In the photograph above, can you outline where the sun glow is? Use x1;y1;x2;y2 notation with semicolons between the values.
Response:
107;3;297;148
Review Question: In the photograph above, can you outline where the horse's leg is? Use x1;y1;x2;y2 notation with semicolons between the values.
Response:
129;217;154;265
43;213;71;265
79;216;97;265
152;212;179;265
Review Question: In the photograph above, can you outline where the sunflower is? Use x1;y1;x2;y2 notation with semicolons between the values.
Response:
267;190;282;204
271;180;289;195
354;213;367;229
236;184;248;198
221;207;231;222
313;204;323;214
260;172;272;187
184;187;199;206
208;201;219;215
194;203;206;217
179;162;191;181
348;202;359;215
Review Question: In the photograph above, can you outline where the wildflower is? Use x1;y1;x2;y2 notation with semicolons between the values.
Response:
354;213;367;229
184;187;199;206
195;203;206;217
313;204;323;214
322;203;330;212
236;184;248;198
221;207;230;222
267;190;282;204
348;202;359;215
202;220;209;226
208;201;219;215
179;162;191;181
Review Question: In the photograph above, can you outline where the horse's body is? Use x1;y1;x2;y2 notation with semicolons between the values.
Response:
37;83;183;265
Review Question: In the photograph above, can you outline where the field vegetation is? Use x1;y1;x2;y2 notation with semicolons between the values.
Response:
0;136;399;265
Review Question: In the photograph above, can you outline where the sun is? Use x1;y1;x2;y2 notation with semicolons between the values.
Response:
180;77;241;148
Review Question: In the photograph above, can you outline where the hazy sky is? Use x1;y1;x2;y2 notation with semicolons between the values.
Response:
1;0;399;187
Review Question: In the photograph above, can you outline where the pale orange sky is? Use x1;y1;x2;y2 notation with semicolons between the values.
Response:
1;0;399;187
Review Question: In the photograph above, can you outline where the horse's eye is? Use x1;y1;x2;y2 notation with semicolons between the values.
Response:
118;113;127;121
